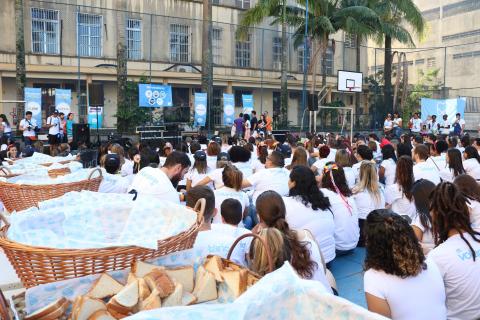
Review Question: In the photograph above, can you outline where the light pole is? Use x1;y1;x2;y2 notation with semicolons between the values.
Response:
301;0;309;133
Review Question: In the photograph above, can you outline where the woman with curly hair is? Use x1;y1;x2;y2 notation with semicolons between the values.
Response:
321;162;360;252
363;209;446;320
254;191;332;293
284;166;335;263
454;174;480;230
385;156;417;220
439;148;465;182
429;182;480;319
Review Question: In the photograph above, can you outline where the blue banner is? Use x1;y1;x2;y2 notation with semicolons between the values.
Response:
194;92;207;127
88;106;103;129
138;84;173;107
55;89;71;115
223;93;235;125
421;98;466;122
242;94;254;114
24;88;42;126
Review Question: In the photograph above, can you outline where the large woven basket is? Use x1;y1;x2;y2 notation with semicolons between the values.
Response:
0;168;102;212
0;199;205;288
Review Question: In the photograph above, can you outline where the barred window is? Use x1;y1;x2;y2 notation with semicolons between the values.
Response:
236;0;250;9
170;24;190;63
236;34;251;67
31;8;59;54
323;46;334;75
212;28;222;65
344;33;356;48
427;57;436;68
272;37;282;70
415;59;425;65
297;46;311;73
126;19;142;60
77;13;102;57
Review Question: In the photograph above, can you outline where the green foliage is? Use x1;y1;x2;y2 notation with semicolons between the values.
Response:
115;76;151;133
403;68;441;118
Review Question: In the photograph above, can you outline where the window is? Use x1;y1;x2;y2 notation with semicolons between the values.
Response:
236;0;250;9
415;59;425;65
31;8;59;54
212;0;220;4
236;34;251;67
344;33;356;48
234;90;252;107
126;19;142;60
297;46;311;73
77;13;103;57
443;28;480;42
323;46;334;75
453;50;480;59
427;57;436;68
443;0;480;18
421;7;440;20
272;37;282;70
170;24;190;63
212;28;222;65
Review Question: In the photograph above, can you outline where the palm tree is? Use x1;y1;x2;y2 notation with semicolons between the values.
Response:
371;0;424;113
15;0;26;123
238;0;288;127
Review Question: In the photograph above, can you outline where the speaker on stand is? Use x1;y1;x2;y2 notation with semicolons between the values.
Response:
88;83;104;147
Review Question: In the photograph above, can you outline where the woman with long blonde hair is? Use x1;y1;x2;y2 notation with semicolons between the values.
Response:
286;146;308;170
352;160;385;246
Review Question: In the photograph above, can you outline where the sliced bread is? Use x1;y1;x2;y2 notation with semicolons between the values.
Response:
138;278;151;301
204;256;224;282
161;283;183;308
138;290;162;311
106;299;131;316
143;270;175;298
181;291;197;306
165;266;195;293
72;296;107;320
87;310;116;320
221;269;248;299
126;273;137;285
86;273;124;299
192;266;217;303
25;297;68;320
132;261;165;278
113;279;139;309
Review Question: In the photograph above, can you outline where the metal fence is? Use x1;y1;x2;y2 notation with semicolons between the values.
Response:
1;0;480;133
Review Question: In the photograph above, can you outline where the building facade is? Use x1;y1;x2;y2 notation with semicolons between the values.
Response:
0;0;368;130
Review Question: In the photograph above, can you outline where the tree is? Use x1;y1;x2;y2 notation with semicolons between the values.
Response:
115;77;151;133
238;0;288;127
15;0;26;124
116;14;128;133
201;0;213;130
371;0;425;113
404;68;441;118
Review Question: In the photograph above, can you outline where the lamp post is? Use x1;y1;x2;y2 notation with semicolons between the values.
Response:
301;0;309;133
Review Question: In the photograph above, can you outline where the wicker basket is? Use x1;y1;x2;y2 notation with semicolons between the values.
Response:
0;168;102;212
0;199;205;288
0;167;20;179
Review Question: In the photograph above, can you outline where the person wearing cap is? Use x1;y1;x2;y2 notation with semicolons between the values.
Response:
46;110;61;154
98;153;132;194
186;150;213;191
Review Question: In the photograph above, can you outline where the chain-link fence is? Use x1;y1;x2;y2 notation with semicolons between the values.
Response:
1;0;480;134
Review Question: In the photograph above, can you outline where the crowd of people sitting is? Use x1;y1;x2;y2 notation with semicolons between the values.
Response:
3;113;480;319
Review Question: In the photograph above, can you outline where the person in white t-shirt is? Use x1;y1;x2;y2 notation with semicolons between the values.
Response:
311;145;331;174
429;182;480;319
385;156;417;221
196;152;231;190
452;112;465;135
128;151;191;204
186;150;212;190
454;174;480;231
392;112;403;138
353;161;385;246
379;144;396;185
251;144;267;173
410;179;436;254
352;145;374;183
427;139;447;171
98;154;132;193
283;166;336;263
462;146;480;180
410;112;422;134
335;149;355;189
242;151;290;204
19;111;38;146
412;144;440;184
438;114;450;135
363;209;446;320
206;141;221;171
439;148;465;182
229;146;253;179
46;110;61;152
383;113;393;136
321;163;360;252
0;114;12;139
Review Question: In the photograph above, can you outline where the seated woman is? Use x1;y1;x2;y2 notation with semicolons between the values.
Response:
439;148;465;182
385;156;417;221
454;174;480;230
363;209;446;320
283;166;336;264
410;179;436;254
186;150;212;191
462;146;480;180
429;182;480;319
252;191;333;294
98;154;131;193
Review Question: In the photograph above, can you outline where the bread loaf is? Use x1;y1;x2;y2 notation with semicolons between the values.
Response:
25;297;68;320
165;266;195;293
204;255;224;282
132;261;165;278
192;266;217;303
162;283;183;307
143;270;175;298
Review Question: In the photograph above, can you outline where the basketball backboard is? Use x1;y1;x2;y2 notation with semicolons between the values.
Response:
337;70;363;92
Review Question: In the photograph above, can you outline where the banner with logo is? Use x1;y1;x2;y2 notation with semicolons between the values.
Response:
420;98;466;122
194;92;207;127
242;94;254;114
55;89;71;115
88;106;103;129
138;84;173;107
223;93;235;126
24;88;42;125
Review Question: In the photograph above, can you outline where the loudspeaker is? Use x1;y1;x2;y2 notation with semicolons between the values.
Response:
272;130;289;144
72;123;90;149
308;94;319;111
88;83;104;106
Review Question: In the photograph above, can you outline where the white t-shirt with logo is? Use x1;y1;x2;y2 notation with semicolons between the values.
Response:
353;188;385;220
321;188;359;251
283;196;336;263
20;118;37;137
385;184;417;220
428;233;480;319
413;161;441;185
463;158;480;180
380;158;396;185
247;167;290;203
128;167;179;204
213;187;249;224
411;118;422;133
440;119;450;135
193;228;247;266
364;259;446;320
47;116;60;135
